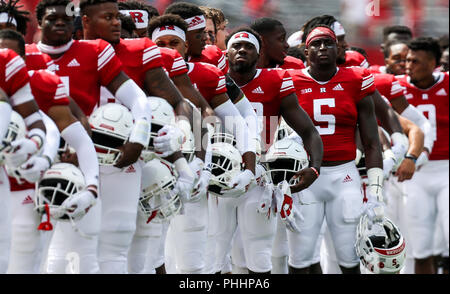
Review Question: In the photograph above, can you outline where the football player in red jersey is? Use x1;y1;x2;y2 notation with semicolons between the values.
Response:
398;37;449;274
34;0;158;274
380;25;413;54
0;28;101;273
301;15;369;69
117;0;159;38
250;17;305;70
150;14;261;274
164;2;229;76
286;25;384;274
369;40;409;75
226;27;323;208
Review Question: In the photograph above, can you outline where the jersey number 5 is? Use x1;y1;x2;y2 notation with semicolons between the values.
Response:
313;98;335;135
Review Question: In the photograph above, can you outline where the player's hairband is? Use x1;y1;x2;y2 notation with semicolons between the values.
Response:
151;25;186;42
305;27;337;47
331;21;345;37
120;10;149;29
227;31;260;53
0;13;17;26
185;15;206;31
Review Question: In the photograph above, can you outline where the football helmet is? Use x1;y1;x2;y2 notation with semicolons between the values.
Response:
35;162;86;220
139;158;181;222
275;118;294;141
181;130;195;163
261;137;309;185
355;214;406;274
207;133;243;197
89;103;133;165
1;111;27;180
141;96;177;162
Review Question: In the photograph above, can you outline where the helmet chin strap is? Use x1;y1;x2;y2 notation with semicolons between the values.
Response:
37;203;53;231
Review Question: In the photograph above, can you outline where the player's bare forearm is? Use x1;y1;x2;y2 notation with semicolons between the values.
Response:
280;94;323;170
372;90;403;135
242;151;256;174
399;115;424;157
357;95;383;169
13;100;46;133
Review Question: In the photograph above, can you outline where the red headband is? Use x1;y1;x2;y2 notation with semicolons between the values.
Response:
305;27;337;47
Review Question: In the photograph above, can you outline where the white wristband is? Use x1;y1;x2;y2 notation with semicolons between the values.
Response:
174;156;195;179
27;128;46;150
367;167;384;202
129;118;151;147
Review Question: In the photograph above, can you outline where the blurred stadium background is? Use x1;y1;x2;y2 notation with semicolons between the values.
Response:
20;0;449;66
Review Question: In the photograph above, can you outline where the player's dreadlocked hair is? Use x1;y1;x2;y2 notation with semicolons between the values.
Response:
250;17;284;36
0;0;30;35
408;37;442;66
79;0;117;16
382;25;412;42
148;14;188;37
300;15;337;44
225;26;262;50
36;0;71;23
118;1;159;21
164;2;204;20
0;28;25;56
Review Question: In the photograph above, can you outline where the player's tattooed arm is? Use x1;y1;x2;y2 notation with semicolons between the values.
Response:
371;90;403;135
144;67;194;125
280;94;323;193
357;95;384;170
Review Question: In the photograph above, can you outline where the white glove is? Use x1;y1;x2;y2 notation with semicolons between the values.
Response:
257;183;274;215
191;168;211;202
154;125;185;158
173;169;196;202
60;190;97;222
355;148;363;165
362;192;385;228
220;169;256;198
415;151;429;170
3;138;40;168
382;149;396;179
18;156;50;183
390;132;409;170
274;180;303;233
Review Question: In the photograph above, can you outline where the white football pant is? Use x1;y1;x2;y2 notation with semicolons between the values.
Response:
0;169;11;273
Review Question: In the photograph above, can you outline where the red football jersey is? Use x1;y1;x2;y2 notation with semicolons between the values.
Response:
290;67;376;162
39;39;123;116
187;62;226;102
373;73;404;102
368;64;387;74
0;48;29;97
278;56;306;70
114;38;163;88
29;70;70;114
160;47;188;78
339;50;369;68
189;45;229;75
397;72;449;160
239;69;296;149
25;43;54;71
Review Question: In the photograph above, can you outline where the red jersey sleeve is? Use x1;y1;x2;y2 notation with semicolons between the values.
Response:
356;67;376;102
96;39;123;86
142;37;164;70
198;63;227;100
0;49;29;96
159;47;188;78
279;70;296;99
29;70;69;114
281;56;306;70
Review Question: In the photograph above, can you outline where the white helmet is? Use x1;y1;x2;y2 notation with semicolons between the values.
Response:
139;158;181;222
355;214;406;274
1;111;27;179
181;130;195;163
275;118;294;142
89;103;133;165
141;96;176;162
35;162;86;220
261;137;309;185
208;132;242;197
